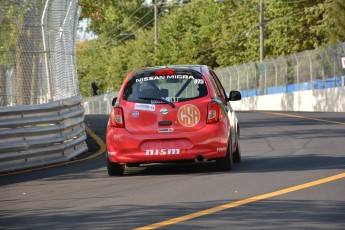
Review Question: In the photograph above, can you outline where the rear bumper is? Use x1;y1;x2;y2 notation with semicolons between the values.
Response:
106;123;229;164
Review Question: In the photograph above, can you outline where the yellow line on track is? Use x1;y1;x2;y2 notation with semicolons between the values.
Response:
0;125;106;176
262;111;345;125
135;172;345;230
84;126;107;160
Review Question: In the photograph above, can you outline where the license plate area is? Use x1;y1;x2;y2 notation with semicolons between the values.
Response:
139;138;193;153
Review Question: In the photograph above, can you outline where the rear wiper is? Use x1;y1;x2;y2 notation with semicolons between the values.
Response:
139;97;175;108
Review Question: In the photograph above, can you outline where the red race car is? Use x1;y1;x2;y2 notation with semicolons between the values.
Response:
106;65;241;176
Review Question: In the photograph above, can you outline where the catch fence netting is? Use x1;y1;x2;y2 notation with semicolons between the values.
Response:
216;42;345;97
0;0;81;106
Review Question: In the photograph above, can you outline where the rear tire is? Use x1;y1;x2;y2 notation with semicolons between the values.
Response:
216;138;234;171
233;142;241;163
107;158;125;176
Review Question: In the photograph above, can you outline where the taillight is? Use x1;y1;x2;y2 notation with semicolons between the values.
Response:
207;102;220;124
110;107;125;128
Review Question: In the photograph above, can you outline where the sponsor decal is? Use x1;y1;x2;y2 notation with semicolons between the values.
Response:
146;149;180;155
134;103;155;111
132;110;140;117
177;104;201;127
107;152;117;156
217;147;227;152
158;128;174;133
149;97;179;104
151;99;165;104
170;97;179;103
136;75;194;83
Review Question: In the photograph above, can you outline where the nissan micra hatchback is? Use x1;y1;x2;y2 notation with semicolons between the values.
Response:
106;65;241;176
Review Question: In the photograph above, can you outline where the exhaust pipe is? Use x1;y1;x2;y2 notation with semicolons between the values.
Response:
194;155;205;162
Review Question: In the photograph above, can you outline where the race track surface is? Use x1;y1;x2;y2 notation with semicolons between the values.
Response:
1;111;345;229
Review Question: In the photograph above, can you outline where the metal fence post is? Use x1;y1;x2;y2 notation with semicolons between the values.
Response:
280;56;287;92
306;50;313;89
294;54;299;90
226;67;232;91
332;47;337;87
41;0;52;101
235;66;240;91
271;58;277;93
264;62;267;95
244;63;249;93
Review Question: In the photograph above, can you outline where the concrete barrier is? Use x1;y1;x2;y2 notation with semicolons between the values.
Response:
83;87;345;114
231;86;345;112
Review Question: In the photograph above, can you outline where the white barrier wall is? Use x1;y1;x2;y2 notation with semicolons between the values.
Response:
231;86;345;112
83;87;345;114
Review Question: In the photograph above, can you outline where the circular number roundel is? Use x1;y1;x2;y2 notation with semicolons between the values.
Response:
177;104;200;127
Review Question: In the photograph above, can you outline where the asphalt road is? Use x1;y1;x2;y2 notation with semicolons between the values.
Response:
1;111;345;229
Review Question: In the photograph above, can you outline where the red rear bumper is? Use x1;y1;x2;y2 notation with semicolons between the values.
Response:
106;123;230;164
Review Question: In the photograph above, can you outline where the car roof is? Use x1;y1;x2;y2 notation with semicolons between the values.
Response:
134;65;205;75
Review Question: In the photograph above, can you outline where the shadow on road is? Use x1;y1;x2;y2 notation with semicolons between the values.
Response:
1;199;344;229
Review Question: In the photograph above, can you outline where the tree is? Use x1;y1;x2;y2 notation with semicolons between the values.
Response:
79;0;153;40
76;40;111;96
322;0;345;44
264;0;330;56
106;29;156;92
76;0;345;97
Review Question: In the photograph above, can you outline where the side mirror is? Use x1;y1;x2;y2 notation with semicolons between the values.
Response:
228;91;241;101
111;97;117;106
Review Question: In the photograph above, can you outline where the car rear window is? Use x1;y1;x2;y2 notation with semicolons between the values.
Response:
123;69;208;103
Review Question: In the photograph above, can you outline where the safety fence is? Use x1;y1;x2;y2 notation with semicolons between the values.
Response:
0;0;86;172
0;0;81;106
215;42;345;97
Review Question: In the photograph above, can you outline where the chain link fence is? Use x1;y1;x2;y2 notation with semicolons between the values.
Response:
0;0;81;106
0;1;87;172
216;42;345;97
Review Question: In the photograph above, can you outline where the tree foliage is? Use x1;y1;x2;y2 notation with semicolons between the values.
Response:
77;0;345;96
322;0;345;43
79;0;153;40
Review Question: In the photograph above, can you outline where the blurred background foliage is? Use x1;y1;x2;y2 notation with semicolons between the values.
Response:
77;0;345;96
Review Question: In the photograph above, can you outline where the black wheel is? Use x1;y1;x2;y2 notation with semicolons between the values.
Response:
107;158;125;176
216;138;234;171
233;142;241;163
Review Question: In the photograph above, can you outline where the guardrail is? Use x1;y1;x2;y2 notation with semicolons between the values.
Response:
0;95;87;173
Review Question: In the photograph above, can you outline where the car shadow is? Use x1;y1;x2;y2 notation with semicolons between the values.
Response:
123;152;345;176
